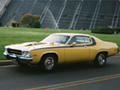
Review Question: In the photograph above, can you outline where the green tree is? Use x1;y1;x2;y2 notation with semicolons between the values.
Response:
32;21;41;28
20;14;40;28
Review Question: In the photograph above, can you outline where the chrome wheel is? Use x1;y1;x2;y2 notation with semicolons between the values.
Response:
44;57;55;70
40;54;57;72
98;54;106;66
94;53;107;67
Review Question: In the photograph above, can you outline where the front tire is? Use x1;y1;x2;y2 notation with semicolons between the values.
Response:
39;54;57;72
94;53;107;67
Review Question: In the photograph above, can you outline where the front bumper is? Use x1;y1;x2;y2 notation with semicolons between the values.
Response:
3;52;33;61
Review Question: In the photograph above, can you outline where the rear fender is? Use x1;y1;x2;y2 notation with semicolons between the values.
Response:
95;51;108;59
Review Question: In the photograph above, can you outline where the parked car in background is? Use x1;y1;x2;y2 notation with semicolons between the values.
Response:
4;33;119;72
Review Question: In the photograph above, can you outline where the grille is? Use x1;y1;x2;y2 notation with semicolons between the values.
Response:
7;49;22;55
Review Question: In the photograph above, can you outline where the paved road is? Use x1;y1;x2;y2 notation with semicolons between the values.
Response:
0;56;120;90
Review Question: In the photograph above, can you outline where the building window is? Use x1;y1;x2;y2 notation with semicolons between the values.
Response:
63;14;67;17
114;16;117;18
100;15;104;19
86;15;92;19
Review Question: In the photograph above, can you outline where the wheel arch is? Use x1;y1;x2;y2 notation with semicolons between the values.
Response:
40;52;59;63
95;51;108;59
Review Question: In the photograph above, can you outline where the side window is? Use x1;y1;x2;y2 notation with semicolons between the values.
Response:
76;36;84;44
68;36;91;44
69;36;77;44
84;37;91;43
76;36;91;44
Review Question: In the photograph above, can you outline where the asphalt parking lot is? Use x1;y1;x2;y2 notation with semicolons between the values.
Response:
0;54;120;90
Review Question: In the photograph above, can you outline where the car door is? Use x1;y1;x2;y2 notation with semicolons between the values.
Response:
64;36;92;62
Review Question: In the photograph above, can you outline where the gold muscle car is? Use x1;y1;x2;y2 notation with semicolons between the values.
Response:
3;33;119;71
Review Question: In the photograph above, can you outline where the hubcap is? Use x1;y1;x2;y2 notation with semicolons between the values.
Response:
98;55;105;65
44;57;54;70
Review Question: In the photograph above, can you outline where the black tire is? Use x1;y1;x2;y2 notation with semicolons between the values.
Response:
39;54;57;72
94;53;107;67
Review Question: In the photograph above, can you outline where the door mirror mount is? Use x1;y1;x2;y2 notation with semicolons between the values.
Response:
70;42;77;47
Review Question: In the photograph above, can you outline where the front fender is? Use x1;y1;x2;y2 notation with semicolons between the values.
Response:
41;52;59;60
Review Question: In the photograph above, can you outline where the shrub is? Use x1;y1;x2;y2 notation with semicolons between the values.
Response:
32;21;41;28
113;28;120;34
91;27;114;34
6;20;19;27
0;22;2;26
12;22;19;27
20;14;40;28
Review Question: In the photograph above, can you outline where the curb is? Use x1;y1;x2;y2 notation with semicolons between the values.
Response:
0;60;17;66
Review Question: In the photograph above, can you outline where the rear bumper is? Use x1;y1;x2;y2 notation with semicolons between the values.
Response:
3;52;33;61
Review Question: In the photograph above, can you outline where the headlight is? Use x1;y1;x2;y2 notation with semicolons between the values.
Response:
22;51;31;58
4;47;8;54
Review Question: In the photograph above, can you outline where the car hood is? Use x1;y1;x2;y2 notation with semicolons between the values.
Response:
5;42;64;51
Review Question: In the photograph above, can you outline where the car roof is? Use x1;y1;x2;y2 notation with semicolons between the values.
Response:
52;33;92;37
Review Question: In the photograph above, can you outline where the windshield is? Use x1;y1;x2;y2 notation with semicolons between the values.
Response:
41;34;70;44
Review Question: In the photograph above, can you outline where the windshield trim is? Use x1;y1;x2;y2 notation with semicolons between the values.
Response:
41;34;71;45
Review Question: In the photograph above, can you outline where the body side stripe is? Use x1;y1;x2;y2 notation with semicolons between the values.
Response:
31;37;96;51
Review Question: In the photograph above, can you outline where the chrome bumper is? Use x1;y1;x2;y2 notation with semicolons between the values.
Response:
3;52;33;61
